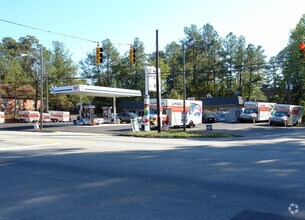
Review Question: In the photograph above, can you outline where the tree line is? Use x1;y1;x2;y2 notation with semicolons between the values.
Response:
0;15;304;112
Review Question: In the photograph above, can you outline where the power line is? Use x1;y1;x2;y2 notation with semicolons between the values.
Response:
0;18;98;44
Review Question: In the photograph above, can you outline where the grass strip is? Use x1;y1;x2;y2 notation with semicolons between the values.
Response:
118;130;241;138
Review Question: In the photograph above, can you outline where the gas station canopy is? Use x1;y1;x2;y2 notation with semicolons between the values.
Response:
50;84;141;123
50;84;141;98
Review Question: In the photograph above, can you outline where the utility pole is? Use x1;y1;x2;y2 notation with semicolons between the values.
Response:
156;30;161;133
46;76;49;112
0;74;2;112
39;47;43;131
183;43;186;132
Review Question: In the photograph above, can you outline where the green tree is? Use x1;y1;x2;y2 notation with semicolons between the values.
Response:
233;36;247;96
164;42;183;98
100;39;120;87
48;41;79;110
222;32;238;95
243;44;266;100
80;39;120;87
184;24;203;91
262;56;283;102
0;36;34;115
264;56;283;90
128;37;146;93
18;35;44;110
200;24;222;97
277;15;305;104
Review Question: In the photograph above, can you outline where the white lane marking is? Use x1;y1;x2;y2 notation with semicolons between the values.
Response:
0;143;63;151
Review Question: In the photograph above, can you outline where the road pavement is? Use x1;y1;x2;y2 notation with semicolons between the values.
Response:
0;128;305;219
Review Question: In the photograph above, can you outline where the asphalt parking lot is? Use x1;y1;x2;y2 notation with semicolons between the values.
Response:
0;121;304;137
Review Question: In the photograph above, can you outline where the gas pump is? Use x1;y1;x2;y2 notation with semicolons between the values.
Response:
102;106;112;123
82;105;95;125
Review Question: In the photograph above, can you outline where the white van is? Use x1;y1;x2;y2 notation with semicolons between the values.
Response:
269;104;303;126
42;113;51;123
239;102;274;123
18;111;40;123
49;111;70;122
0;111;4;123
149;99;202;128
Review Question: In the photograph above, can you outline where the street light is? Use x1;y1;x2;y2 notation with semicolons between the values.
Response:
20;47;44;131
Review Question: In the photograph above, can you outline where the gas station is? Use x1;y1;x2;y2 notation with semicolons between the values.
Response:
50;84;142;125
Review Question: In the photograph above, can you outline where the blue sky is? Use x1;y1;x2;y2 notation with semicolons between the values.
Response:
0;0;304;63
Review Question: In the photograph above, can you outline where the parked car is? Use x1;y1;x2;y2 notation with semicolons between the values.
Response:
117;112;141;123
73;115;103;125
202;113;215;123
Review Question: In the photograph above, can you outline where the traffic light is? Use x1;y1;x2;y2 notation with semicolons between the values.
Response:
129;48;136;63
299;42;305;60
96;47;103;64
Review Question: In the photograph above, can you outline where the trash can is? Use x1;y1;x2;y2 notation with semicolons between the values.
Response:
206;124;213;131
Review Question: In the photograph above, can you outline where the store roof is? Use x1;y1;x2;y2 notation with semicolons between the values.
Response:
202;96;244;107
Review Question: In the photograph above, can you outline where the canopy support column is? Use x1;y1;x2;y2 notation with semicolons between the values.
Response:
79;95;83;118
113;96;117;123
